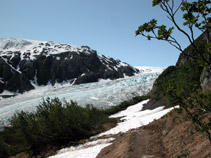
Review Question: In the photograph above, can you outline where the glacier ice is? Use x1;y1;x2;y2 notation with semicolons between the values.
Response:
0;67;164;128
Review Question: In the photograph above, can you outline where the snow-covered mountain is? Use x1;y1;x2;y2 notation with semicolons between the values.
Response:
0;38;165;128
0;38;139;93
0;66;164;128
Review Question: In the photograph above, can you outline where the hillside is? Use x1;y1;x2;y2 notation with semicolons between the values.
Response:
145;32;211;108
45;100;177;158
97;32;211;157
97;109;211;158
8;99;210;158
1;32;210;158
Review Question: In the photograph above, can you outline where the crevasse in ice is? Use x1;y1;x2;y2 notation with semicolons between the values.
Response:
0;67;164;128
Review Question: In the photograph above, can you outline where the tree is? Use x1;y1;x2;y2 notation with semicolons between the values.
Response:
136;0;211;66
136;0;211;142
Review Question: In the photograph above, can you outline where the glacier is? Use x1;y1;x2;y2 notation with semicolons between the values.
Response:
0;67;164;128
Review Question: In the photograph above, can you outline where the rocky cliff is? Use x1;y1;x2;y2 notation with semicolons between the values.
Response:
0;38;139;93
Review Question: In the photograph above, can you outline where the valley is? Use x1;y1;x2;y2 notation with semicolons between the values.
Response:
0;66;163;128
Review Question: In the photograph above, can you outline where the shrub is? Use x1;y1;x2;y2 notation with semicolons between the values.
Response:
152;61;202;107
0;135;8;158
0;95;150;156
150;51;211;141
2;98;112;155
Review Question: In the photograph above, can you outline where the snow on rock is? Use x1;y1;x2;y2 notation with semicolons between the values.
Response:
0;38;81;58
135;66;165;74
0;38;139;93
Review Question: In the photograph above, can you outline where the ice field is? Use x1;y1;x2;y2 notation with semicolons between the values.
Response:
0;67;164;128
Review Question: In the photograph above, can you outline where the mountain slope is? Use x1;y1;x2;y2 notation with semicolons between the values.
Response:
0;38;139;93
144;32;211;109
97;109;211;158
48;100;177;158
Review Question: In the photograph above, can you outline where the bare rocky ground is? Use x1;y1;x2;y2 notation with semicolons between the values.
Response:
97;110;211;158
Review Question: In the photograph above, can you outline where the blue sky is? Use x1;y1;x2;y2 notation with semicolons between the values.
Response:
0;0;201;67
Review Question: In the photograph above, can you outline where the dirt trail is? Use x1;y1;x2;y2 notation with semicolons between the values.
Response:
97;111;211;158
11;109;211;158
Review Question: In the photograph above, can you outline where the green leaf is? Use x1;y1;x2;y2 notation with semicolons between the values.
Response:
152;0;162;7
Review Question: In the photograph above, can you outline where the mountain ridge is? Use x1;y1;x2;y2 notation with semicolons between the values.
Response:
0;38;139;93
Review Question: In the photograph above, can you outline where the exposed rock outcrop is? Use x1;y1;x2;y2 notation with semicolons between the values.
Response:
200;66;211;91
0;57;34;93
0;38;139;93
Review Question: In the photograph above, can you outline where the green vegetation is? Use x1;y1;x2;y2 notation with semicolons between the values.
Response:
0;136;8;158
136;0;211;67
0;95;148;157
136;0;211;142
152;62;202;105
0;98;113;156
150;42;211;141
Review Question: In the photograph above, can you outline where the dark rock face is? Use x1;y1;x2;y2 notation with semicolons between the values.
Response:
8;51;21;69
19;59;36;80
0;81;4;93
0;39;139;93
0;57;34;93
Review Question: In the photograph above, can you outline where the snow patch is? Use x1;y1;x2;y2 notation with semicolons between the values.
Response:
90;97;99;100
135;66;165;74
0;38;95;60
49;100;177;158
48;138;114;158
95;100;178;137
